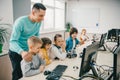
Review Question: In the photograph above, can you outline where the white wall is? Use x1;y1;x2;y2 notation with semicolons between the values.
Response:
0;0;31;24
0;0;13;24
66;0;120;33
13;0;31;21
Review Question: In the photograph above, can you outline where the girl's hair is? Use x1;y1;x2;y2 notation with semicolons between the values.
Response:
41;37;52;48
54;34;62;41
70;27;78;36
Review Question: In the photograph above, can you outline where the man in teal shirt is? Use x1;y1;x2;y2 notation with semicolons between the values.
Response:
8;3;46;80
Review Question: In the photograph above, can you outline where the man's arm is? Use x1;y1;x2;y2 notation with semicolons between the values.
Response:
10;20;23;54
10;20;30;60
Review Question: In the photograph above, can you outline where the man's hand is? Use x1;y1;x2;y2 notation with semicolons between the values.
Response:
21;51;32;62
39;65;45;72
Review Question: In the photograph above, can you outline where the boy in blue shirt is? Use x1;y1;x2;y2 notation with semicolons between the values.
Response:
8;3;46;80
66;27;80;58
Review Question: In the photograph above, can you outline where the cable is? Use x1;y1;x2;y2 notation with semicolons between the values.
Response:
60;77;67;80
62;74;98;80
62;75;79;80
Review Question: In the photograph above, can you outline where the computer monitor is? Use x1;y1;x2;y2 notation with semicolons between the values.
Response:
113;35;120;53
79;42;100;77
113;46;120;80
99;33;107;50
118;35;120;46
107;29;120;42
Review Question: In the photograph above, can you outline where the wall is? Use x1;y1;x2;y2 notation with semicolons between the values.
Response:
66;0;120;33
0;0;13;24
13;0;31;21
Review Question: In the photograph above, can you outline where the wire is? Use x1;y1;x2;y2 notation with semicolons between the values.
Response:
62;75;79;80
60;77;67;80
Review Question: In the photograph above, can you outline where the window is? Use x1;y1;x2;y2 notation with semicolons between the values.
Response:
31;0;42;3
55;9;65;29
43;0;54;7
43;7;54;29
55;0;65;9
31;0;65;32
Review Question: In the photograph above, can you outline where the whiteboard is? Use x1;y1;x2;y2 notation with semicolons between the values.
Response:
71;8;100;29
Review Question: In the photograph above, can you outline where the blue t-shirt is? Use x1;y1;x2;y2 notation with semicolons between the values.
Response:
10;16;41;54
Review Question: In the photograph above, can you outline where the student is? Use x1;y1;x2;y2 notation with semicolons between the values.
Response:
66;27;80;52
21;36;45;77
49;34;67;60
40;37;52;65
8;3;46;80
80;29;89;44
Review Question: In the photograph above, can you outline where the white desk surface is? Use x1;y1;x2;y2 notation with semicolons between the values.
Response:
20;41;92;80
20;57;81;80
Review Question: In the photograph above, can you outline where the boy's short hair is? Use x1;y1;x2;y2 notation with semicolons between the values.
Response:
41;37;52;48
54;34;62;41
81;29;86;32
28;36;42;46
70;27;78;36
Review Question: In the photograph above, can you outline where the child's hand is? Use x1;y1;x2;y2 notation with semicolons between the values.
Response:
50;59;53;62
61;40;66;52
39;65;45;72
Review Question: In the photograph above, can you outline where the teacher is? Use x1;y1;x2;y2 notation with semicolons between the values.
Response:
8;3;46;80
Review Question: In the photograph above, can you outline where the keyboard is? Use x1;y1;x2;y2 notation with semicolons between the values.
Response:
46;65;68;80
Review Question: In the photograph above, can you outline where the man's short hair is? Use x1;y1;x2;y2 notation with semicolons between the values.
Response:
32;3;46;10
28;36;42;46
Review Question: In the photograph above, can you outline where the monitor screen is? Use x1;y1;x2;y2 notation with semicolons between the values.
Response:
107;29;120;41
118;35;120;46
113;46;120;80
99;33;107;47
79;42;100;77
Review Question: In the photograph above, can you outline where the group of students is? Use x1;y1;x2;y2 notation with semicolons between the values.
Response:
21;27;89;77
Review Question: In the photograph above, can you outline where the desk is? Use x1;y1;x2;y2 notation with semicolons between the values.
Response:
20;57;81;80
20;41;92;80
76;41;93;54
20;41;113;80
20;52;113;80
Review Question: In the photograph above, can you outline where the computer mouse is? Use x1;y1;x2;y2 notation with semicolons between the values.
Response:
67;53;72;58
72;53;77;58
44;70;51;75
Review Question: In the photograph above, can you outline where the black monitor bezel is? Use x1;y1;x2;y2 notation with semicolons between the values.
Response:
79;42;100;77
